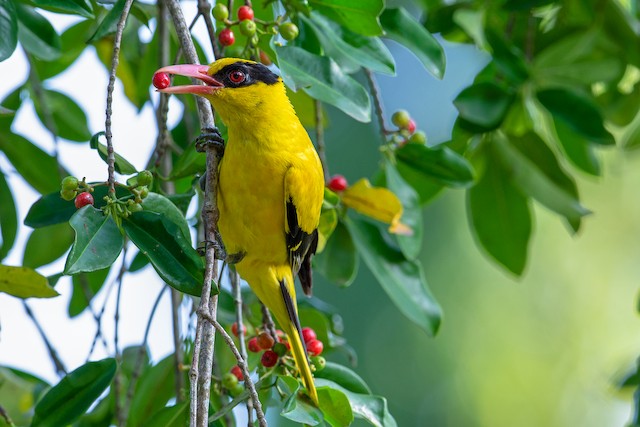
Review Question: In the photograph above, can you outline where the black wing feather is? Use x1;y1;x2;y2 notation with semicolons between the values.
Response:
286;197;318;296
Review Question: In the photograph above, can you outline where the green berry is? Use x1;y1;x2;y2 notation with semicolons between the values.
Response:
240;19;257;36
136;170;153;186
311;356;326;372
391;110;411;129
60;189;77;201
279;22;299;41
222;372;238;389
212;3;229;21
128;202;143;213
409;130;427;144
139;186;149;199
272;342;288;357
229;382;245;397
61;176;79;191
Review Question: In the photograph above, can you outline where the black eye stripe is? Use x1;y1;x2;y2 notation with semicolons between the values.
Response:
213;62;280;87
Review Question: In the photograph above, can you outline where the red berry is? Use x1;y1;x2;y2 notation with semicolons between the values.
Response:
327;175;348;192
231;322;246;337
248;337;261;353
230;365;243;381
74;192;94;209
152;72;170;90
302;327;316;343
306;339;323;356
407;119;416;134
219;28;235;46
257;332;275;350
237;5;254;21
261;350;278;368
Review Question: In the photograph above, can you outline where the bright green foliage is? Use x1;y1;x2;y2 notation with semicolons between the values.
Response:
1;0;639;425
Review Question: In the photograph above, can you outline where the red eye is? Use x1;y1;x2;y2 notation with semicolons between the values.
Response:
229;70;246;83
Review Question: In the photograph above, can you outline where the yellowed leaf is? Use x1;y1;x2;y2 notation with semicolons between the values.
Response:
0;265;59;298
341;178;413;235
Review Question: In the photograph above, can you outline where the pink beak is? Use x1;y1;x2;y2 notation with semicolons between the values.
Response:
154;64;223;95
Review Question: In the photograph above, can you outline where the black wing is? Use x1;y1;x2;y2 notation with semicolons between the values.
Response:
286;197;318;296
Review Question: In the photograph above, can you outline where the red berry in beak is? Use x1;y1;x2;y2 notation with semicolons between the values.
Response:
153;72;170;90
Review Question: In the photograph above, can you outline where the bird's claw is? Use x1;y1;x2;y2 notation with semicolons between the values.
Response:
198;232;245;264
195;127;225;159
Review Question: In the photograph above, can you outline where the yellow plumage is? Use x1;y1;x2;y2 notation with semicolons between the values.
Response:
157;58;324;404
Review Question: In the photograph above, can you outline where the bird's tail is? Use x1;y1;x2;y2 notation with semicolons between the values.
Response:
240;263;319;405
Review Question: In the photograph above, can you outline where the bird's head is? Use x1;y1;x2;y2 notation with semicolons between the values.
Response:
154;58;284;124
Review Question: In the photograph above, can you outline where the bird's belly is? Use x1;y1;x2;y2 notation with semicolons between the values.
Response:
217;151;288;265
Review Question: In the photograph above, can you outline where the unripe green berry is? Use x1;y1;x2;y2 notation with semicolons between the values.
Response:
279;22;299;41
212;3;229;21
128;202;143;213
139;186;149;199
229;382;245;397
222;372;238;389
60;189;77;201
136;170;153;187
240;19;257;36
61;176;79;191
311;356;326;371
272;342;288;357
391;110;411;128
409;130;427;144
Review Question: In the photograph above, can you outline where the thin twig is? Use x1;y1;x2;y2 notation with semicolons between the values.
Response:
230;268;254;425
314;100;330;183
162;0;220;426
197;309;267;427
78;274;110;352
197;0;220;59
125;286;168;409
22;301;67;376
87;278;118;360
105;0;135;194
364;69;391;142
261;303;277;341
113;249;128;427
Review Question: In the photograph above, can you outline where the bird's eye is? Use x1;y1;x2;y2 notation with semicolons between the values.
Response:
229;70;246;84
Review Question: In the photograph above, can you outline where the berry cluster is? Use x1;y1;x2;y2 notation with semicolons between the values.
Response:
389;110;427;147
59;170;153;217
220;322;326;395
212;3;299;57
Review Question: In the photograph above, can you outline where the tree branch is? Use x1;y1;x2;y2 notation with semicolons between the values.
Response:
22;301;67;376
197;309;267;427
314;100;330;183
230;268;254;424
364;69;391;142
105;0;135;194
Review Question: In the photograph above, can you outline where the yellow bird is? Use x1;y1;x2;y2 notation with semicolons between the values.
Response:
156;58;325;404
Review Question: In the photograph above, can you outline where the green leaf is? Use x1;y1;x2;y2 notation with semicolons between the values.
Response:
69;267;110;317
316;207;338;253
385;162;422;260
317;386;354;427
467;143;531;275
25;185;128;228
33;20;94;80
454;81;514;131
33;89;91;142
314;220;358;287
274;45;371;122
31;358;117;426
484;28;529;84
308;0;383;36
127;355;176;427
141;192;191;241
15;4;61;61
128;249;149;272
314;362;371;395
32;0;93;18
0;132;67;194
0;265;58;298
64;207;124;275
301;12;394;75
0;170;17;261
0;367;49;426
89;131;137;174
170;144;206;180
143;403;188;427
23;223;74;268
0;0;18;61
346;217;442;335
315;379;397;427
502;131;587;231
380;7;445;79
553;117;601;175
395;142;474;188
280;376;323;425
537;88;614;145
88;0;126;42
123;211;203;296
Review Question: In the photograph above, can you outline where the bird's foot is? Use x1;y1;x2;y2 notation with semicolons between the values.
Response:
198;232;245;264
195;127;225;160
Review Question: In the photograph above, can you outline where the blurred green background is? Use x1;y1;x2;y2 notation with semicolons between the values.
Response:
276;39;640;426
